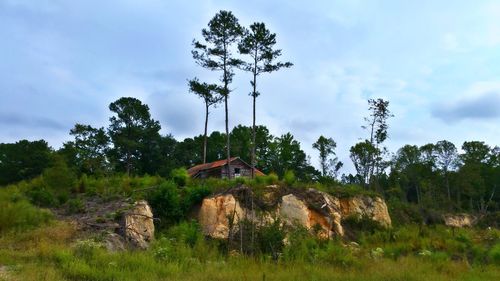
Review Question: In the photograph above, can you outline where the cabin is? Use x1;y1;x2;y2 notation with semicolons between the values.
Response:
187;157;265;179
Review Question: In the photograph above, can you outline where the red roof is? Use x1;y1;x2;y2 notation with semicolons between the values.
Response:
187;157;265;177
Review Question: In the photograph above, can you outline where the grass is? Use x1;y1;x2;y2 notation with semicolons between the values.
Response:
0;221;498;281
1;175;499;280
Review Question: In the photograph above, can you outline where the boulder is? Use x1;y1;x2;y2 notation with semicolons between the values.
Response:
443;213;475;228
340;196;391;227
278;193;340;239
198;194;246;239
123;200;154;249
104;233;126;252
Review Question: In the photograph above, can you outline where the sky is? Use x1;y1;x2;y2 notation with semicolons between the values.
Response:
1;0;500;173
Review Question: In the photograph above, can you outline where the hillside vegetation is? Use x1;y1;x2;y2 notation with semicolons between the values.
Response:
0;174;499;281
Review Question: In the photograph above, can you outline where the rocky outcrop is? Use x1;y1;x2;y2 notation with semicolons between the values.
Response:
278;192;342;238
443;213;475;228
340;196;391;227
198;193;246;238
123;200;155;249
198;185;390;239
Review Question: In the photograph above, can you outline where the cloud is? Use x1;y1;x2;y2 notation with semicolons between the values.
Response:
432;85;500;123
0;113;66;131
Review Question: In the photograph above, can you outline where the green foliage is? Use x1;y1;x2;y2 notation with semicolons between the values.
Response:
166;221;203;248
256;220;286;259
107;97;162;175
66;198;85;214
170;167;189;187
312;136;342;178
350;140;379;187
283;170;296;186
43;155;77;198
0;186;53;233
147;181;181;229
180;185;212;214
489;243;500;264
65;123;110;176
26;184;57;207
0;139;52;185
265;172;279;185
342;214;384;235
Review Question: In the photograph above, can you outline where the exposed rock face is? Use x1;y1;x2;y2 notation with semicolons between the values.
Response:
198;185;389;239
123;200;155;249
278;192;342;238
443;213;475;228
340;196;392;227
198;194;245;238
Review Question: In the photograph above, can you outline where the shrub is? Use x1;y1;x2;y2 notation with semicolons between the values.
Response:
26;186;57;207
180;185;211;214
171;168;189;187
265;173;279;185
282;227;319;262
147;181;181;229
342;214;384;235
283;170;296;186
489;243;500;265
167;221;203;247
318;241;358;267
67;198;85;214
76;174;88;193
256;220;286;259
43;156;77;194
0;187;53;232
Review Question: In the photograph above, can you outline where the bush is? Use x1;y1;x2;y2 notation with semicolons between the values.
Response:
180;185;211;214
257;220;286;259
171;168;189;187
265;173;279;185
167;221;203;247
283;170;296;186
342;214;384;235
147;181;181;229
67;198;85;214
0;187;53;232
489;243;500;265
318;241;358;267
26;186;57;207
43;156;77;194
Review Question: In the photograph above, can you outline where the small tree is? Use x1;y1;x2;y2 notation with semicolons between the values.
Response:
66;123;109;175
192;10;244;178
188;78;223;164
362;98;393;182
350;140;379;187
312;136;343;178
238;22;292;177
434;140;458;202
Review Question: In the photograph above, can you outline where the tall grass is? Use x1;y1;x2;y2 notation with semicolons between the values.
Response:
0;186;52;233
0;223;499;281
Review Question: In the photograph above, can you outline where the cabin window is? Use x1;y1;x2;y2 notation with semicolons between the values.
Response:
234;168;241;177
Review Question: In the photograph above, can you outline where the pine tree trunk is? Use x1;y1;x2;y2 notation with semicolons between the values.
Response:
203;103;209;164
445;171;451;201
225;94;231;179
251;71;257;178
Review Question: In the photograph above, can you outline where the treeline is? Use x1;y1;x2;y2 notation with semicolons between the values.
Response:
0;95;498;213
0;97;318;184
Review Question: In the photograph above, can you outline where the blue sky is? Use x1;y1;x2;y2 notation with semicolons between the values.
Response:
1;0;499;171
